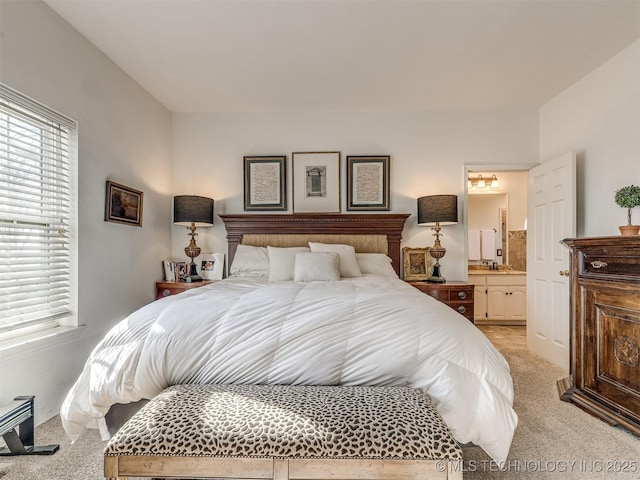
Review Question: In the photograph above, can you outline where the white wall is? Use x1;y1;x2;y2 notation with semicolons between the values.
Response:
540;40;640;237
0;1;172;422
171;111;539;281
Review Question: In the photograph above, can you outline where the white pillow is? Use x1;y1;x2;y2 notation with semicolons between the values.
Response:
294;252;340;282
229;245;269;277
308;242;362;278
268;246;310;282
356;253;398;278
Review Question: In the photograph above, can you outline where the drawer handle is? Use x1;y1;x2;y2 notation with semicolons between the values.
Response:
590;261;608;269
162;289;171;297
457;306;467;314
457;291;467;300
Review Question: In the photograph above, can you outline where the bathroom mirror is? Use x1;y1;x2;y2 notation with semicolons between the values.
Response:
466;169;529;271
468;193;508;266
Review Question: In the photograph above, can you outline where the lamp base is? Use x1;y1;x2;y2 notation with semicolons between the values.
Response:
426;275;446;284
426;263;446;284
188;262;203;282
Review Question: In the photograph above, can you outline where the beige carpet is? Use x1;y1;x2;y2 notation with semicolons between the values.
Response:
0;349;638;479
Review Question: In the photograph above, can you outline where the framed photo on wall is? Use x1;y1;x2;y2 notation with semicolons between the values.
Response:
402;247;433;281
346;155;390;211
292;151;341;213
198;253;225;280
243;156;287;211
105;181;143;226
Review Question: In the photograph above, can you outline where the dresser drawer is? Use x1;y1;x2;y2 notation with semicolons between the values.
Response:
580;252;640;279
407;281;474;322
155;280;216;300
447;300;474;320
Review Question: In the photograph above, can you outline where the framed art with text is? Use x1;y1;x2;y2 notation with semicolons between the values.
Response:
346;155;390;211
105;181;143;226
292;151;341;213
243;155;287;211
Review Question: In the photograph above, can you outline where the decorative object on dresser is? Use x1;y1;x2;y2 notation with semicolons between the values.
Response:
402;247;433;281
346;155;390;211
155;280;216;300
417;194;459;283
104;181;143;227
614;184;640;236
173;195;214;282
558;235;640;435
243;155;287;211
292;152;341;213
408;281;474;322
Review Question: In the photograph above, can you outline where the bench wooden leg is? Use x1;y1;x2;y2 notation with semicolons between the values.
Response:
104;455;127;480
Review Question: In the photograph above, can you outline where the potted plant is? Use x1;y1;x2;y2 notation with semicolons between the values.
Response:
614;185;640;235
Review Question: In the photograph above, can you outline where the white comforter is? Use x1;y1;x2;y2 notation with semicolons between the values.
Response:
61;275;517;464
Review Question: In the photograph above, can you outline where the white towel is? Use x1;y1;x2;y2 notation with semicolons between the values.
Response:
468;230;481;260
481;230;496;261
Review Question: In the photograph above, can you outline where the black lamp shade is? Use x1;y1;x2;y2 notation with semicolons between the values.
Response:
173;195;214;226
417;195;458;226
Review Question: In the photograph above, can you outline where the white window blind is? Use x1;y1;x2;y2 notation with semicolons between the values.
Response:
0;84;76;334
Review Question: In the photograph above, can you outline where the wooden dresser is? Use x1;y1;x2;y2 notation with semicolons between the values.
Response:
559;236;640;435
407;281;474;322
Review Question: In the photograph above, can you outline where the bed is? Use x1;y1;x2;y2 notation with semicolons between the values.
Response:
61;213;517;466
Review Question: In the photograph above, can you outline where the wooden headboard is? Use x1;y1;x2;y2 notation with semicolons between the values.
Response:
219;214;410;276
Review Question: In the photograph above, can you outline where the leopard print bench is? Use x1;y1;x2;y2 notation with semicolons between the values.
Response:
104;384;463;480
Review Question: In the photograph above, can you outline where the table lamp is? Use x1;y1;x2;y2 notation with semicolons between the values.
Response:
417;194;458;283
173;195;214;282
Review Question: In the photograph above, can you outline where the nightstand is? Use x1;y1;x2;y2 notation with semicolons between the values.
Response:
155;280;216;300
407;281;475;322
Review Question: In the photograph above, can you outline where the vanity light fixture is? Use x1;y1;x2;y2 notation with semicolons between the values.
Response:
468;174;499;190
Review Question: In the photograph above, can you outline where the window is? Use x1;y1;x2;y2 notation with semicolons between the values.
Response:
0;84;76;335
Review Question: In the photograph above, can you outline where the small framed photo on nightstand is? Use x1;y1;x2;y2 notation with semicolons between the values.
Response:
198;253;225;280
175;262;188;282
402;247;434;281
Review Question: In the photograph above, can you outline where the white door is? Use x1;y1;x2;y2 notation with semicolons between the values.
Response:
527;152;576;369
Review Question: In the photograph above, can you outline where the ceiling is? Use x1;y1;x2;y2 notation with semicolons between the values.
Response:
43;0;640;113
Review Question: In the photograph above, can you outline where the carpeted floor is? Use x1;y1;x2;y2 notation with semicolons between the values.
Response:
0;349;638;479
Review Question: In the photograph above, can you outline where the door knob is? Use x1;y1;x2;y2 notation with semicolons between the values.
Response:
559;269;570;277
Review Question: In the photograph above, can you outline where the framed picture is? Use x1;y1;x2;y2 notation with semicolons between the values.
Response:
162;260;176;282
198;253;225;280
175;262;189;282
402;247;433;281
105;181;143;226
292;151;341;213
346;155;390;211
243;155;287;211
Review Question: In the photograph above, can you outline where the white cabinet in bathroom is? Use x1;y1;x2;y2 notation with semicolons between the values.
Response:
472;273;526;325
